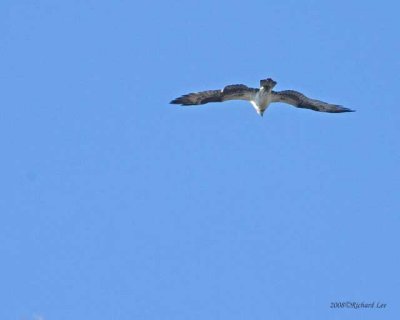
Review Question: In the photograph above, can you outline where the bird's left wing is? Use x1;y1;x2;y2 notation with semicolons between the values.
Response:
171;84;257;106
270;90;354;113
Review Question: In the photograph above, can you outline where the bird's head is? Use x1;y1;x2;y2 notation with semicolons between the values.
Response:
260;78;277;91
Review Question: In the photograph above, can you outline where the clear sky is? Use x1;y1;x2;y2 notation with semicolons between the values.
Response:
1;0;399;319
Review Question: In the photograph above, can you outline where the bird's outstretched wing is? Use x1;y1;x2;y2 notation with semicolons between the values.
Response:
171;84;257;106
271;90;354;113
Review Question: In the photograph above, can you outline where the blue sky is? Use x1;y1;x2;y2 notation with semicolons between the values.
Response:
1;0;399;319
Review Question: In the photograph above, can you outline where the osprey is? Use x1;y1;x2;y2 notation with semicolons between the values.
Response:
170;78;354;116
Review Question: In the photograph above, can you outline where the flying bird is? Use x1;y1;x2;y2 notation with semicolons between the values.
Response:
170;78;354;117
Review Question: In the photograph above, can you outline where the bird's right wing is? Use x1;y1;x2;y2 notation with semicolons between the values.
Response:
270;90;354;113
170;84;257;106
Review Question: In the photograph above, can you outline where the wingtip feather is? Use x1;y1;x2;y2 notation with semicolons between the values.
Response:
170;96;191;105
338;106;356;113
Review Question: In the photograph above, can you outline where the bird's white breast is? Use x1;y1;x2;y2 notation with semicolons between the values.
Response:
253;90;271;110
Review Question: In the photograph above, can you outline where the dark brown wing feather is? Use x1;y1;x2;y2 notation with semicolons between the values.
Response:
170;84;257;106
271;90;354;113
170;90;222;105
